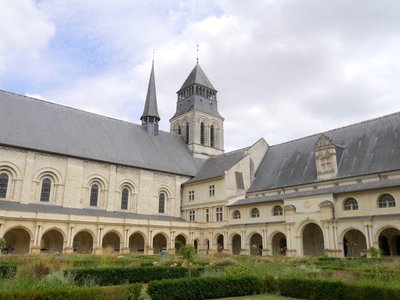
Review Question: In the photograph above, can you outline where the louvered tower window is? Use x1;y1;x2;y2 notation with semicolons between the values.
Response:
186;123;189;144
210;125;215;147
200;122;205;145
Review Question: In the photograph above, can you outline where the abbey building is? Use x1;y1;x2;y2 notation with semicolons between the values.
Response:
0;61;399;257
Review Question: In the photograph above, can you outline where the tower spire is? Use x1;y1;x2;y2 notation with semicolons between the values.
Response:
141;58;160;135
196;44;199;64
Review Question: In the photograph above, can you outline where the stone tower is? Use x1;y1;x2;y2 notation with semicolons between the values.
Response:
170;62;224;158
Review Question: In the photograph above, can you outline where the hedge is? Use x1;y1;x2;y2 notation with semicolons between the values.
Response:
264;275;400;300
68;266;202;286
0;283;142;300
148;275;261;300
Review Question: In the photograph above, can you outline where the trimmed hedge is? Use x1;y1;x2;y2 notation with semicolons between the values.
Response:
264;275;400;300
68;266;202;286
0;283;142;300
148;275;261;300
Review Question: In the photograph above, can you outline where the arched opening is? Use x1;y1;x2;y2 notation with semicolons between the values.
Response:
200;122;205;145
121;187;129;210
175;234;186;251
302;223;324;256
250;233;263;256
158;192;166;213
193;240;198;253
272;232;287;256
210;125;215;147
205;239;210;255
379;228;400;256
153;233;167;253
0;173;9;198
90;184;99;207
129;232;145;254
40;178;51;202
40;229;63;253
217;234;224;252
4;228;30;254
73;231;93;254
232;234;241;255
343;229;367;257
102;232;120;252
185;123;189;144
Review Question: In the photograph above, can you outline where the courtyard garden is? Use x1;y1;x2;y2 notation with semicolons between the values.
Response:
1;245;400;299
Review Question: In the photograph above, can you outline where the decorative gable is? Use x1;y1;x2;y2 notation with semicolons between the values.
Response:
315;134;339;180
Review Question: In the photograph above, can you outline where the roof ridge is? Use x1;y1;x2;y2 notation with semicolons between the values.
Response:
270;111;400;148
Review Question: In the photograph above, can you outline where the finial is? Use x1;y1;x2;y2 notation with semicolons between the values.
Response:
152;49;155;63
196;44;199;64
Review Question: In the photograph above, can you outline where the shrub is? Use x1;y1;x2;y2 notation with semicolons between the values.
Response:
68;266;200;286
0;262;17;279
148;275;261;300
0;283;142;300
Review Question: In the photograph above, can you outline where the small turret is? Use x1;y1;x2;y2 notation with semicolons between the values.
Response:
141;61;160;135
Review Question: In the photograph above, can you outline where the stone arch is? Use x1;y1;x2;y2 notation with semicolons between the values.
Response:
249;232;263;256
34;170;61;203
84;175;108;208
302;222;325;256
0;163;22;200
33;167;63;184
271;232;287;256
73;230;94;254
117;181;136;210
0;162;23;180
102;231;121;252
175;234;187;251
215;233;224;252
129;231;146;254
342;229;367;257
153;233;168;253
40;228;64;253
3;227;32;254
377;227;400;256
231;234;241;255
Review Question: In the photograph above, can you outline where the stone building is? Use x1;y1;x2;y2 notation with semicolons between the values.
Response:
0;61;399;257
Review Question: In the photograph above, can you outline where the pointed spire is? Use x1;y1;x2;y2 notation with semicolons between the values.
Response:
179;63;216;91
141;60;160;122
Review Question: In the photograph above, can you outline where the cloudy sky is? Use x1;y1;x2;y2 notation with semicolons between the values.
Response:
1;0;400;151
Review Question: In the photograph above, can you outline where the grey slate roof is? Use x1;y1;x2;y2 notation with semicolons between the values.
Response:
141;61;160;120
0;90;200;176
186;147;249;184
0;200;186;222
231;178;400;206
179;63;216;91
249;112;400;192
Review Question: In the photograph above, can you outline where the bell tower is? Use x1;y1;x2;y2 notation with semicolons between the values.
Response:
170;62;224;158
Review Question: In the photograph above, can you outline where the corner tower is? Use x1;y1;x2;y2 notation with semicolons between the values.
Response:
141;61;160;135
170;62;224;158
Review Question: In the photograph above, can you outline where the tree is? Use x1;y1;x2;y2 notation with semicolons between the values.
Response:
177;244;196;277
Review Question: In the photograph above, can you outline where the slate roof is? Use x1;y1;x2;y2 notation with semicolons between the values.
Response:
141;61;160;120
249;112;400;193
179;63;216;91
0;200;186;222
186;147;249;184
0;90;201;176
231;178;400;206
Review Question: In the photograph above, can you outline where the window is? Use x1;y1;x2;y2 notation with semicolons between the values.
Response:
209;185;215;197
178;126;181;135
233;210;241;219
0;173;9;198
159;192;166;213
205;208;210;222
186;123;189;144
189;210;196;222
200;122;205;145
90;184;99;206
189;190;194;201
273;206;283;216
343;198;358;211
378;193;396;208
121;187;129;210
40;178;51;202
210;125;215;147
251;208;260;218
216;207;223;222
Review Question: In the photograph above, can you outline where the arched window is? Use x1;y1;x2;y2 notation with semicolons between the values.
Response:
0;173;9;198
250;208;260;218
186;123;189;144
40;178;51;202
90;184;99;207
200;122;205;145
210;125;215;147
159;192;166;213
233;210;241;219
273;206;283;216
121;187;129;210
378;193;396;208
343;198;358;210
178;126;181;135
